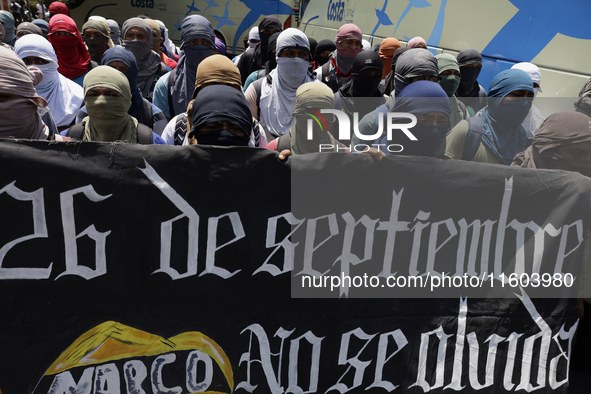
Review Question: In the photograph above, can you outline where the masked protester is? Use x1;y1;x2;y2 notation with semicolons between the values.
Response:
243;31;279;91
335;50;385;143
188;84;253;147
15;34;84;130
0;23;11;50
0;46;53;140
15;23;44;40
393;48;439;96
122;17;168;102
456;48;487;116
237;16;282;85
510;62;546;139
311;39;335;69
107;19;121;46
444;68;534;164
82;18;113;63
575;78;591;118
161;54;265;147
49;15;94;86
315;23;363;92
32;19;50;38
308;37;317;61
145;18;176;69
435;53;467;130
406;36;427;49
244;28;316;139
214;37;226;55
373;81;451;157
74;47;167;136
66;65;163;144
156;20;179;60
0;10;16;47
512;111;591;175
383;47;411;96
378;38;401;80
153;15;214;119
48;1;69;18
232;26;259;66
267;82;345;154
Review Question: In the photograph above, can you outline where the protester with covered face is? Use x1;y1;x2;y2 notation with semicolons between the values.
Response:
0;10;16;47
335;50;385;143
49;14;95;87
435;53;467;130
0;46;54;140
74;47;167;136
266;82;346;153
406;36;427;49
15;23;44;40
144;19;176;69
0;22;12;51
245;28;316;140
48;1;69;18
153;15;215;119
511;109;591;359
232;26;259;65
122;17;169;102
308;37;317;61
82;18;113;63
456;48;487;116
106;19;121;46
315;23;363;92
512;111;591;175
352;48;440;146
510;62;545;139
378;38;401;80
187;84;253;147
362;39;371;51
382;46;411;96
160;54;263;147
66;65;164;144
214;37;226;55
155;19;179;60
373;81;451;157
15;34;84;131
310;39;336;70
443;68;534;164
242;31;279;92
237;16;282;85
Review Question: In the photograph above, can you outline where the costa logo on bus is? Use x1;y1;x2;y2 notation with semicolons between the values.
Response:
327;0;345;21
304;109;418;153
130;0;155;9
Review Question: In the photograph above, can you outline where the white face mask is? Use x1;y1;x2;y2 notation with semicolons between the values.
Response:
276;57;310;89
534;87;541;98
28;63;57;88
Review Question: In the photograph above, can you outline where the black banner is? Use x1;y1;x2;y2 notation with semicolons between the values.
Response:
0;140;588;393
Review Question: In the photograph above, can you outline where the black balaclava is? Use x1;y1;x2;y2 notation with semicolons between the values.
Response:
314;39;336;67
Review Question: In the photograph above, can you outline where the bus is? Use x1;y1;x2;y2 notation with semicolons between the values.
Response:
299;0;591;98
69;0;300;55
